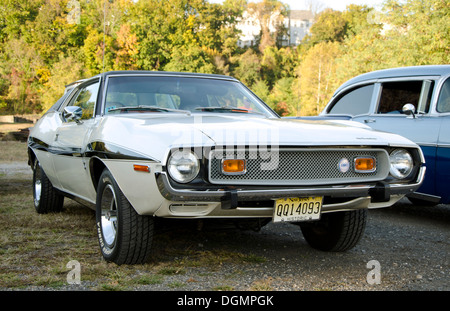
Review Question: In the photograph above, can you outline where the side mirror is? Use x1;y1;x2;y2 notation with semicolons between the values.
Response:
402;103;416;119
63;106;83;123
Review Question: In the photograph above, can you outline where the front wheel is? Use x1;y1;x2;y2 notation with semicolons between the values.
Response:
299;209;367;252
96;169;154;265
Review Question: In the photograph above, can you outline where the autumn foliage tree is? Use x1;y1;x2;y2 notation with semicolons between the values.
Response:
0;0;448;116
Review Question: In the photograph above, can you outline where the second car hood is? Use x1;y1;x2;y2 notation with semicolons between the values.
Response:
91;113;417;162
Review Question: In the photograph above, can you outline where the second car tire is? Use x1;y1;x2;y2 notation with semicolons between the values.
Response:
300;209;367;252
32;159;64;214
96;168;154;265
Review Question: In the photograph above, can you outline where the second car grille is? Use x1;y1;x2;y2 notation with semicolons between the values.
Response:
208;148;390;186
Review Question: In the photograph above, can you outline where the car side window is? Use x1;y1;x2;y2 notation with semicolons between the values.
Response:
377;80;434;114
328;84;374;115
437;78;450;113
66;81;100;120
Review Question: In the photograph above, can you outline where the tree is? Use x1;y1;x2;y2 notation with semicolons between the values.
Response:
164;45;216;74
304;8;348;46
29;0;77;63
232;49;261;87
334;0;450;84
261;45;282;87
268;77;295;115
296;41;340;116
40;56;85;111
0;0;42;43
0;0;447;116
114;23;139;70
0;38;43;114
251;79;270;104
247;0;288;52
83;26;116;75
380;0;450;65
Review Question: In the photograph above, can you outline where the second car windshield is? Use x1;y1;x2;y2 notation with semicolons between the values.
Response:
103;75;275;117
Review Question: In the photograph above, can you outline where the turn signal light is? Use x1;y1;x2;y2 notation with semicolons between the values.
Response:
133;164;150;173
222;159;246;175
354;157;376;173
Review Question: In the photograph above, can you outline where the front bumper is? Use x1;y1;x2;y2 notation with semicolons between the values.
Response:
156;165;426;211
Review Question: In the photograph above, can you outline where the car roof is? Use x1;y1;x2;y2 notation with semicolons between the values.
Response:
334;65;450;95
65;70;239;90
100;70;238;81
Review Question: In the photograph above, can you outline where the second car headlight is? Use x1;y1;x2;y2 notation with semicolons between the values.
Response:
389;149;413;179
167;150;200;183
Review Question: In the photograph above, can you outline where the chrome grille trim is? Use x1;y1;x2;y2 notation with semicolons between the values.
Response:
208;148;390;186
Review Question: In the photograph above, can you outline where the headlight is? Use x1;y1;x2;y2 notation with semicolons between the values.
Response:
167;150;200;183
389;149;413;179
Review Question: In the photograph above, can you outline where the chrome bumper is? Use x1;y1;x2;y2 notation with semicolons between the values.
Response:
156;166;425;210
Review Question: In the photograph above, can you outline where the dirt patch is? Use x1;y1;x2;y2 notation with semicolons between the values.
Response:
0;123;33;142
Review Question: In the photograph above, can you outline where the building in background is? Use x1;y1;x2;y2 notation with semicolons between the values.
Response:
285;10;314;45
237;10;314;48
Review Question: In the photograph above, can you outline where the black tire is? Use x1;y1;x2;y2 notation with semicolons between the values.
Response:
32;159;64;214
300;209;367;252
96;169;154;265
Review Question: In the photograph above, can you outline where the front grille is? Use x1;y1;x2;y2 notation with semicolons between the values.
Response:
208;148;390;186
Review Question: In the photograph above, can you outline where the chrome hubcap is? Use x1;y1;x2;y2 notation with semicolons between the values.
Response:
34;164;42;206
100;184;118;247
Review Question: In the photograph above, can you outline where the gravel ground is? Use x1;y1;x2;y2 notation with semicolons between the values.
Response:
131;200;450;291
1;162;449;292
57;199;449;292
0;162;31;176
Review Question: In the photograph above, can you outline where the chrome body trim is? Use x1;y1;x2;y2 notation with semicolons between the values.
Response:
156;166;425;206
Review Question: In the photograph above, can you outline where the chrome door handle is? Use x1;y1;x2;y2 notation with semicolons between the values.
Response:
364;119;376;123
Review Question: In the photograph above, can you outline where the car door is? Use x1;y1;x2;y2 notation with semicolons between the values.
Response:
52;79;100;202
351;78;442;196
435;76;450;203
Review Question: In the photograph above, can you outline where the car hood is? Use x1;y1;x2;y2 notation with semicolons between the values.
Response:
91;113;418;162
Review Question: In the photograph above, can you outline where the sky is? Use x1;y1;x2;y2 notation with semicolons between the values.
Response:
209;0;385;11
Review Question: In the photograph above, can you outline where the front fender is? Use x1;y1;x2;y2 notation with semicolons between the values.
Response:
98;159;166;215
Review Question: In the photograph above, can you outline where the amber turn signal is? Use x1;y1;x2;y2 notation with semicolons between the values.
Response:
354;157;376;173
133;164;150;173
222;159;246;175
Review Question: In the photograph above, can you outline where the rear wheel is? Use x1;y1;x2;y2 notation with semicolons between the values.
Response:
300;209;367;252
96;169;154;265
32;159;64;214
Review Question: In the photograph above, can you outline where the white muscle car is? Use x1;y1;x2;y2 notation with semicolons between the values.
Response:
28;71;425;264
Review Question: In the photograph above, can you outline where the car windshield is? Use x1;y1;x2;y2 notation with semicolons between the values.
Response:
103;75;276;117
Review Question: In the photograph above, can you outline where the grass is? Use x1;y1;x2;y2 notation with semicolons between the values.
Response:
0;140;29;163
0;141;268;291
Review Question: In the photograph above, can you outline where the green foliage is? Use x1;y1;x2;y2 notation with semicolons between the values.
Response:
233;49;262;87
0;0;447;116
297;41;341;116
251;79;270;104
164;45;216;74
268;77;295;113
40;56;85;111
295;0;449;116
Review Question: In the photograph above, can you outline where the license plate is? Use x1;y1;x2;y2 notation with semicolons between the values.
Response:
273;197;322;223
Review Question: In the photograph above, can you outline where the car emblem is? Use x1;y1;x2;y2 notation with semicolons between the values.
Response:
338;158;350;173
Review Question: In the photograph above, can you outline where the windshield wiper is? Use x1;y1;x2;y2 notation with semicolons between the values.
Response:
195;106;250;113
194;106;266;116
108;105;190;114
